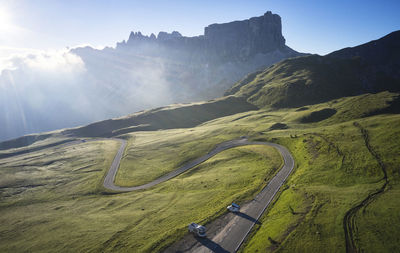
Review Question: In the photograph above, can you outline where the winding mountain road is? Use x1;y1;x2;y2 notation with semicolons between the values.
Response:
103;137;295;252
188;141;294;253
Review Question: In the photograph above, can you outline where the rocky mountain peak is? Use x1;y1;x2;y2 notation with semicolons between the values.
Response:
204;11;286;60
75;11;302;122
157;31;183;41
121;11;289;61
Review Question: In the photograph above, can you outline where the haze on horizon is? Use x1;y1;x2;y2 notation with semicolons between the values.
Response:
0;0;399;141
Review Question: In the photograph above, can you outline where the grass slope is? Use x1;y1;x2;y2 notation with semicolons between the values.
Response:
115;126;257;187
0;137;281;252
0;91;399;252
226;31;400;109
238;97;400;252
62;95;257;138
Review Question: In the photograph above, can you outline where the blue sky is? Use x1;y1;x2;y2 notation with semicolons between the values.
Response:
1;0;399;56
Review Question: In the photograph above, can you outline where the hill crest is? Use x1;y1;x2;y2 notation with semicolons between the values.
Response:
227;30;400;108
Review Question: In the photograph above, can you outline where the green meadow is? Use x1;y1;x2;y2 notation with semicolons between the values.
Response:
0;91;399;252
0;135;281;252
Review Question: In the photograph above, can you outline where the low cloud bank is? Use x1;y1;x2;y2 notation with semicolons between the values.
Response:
0;48;174;141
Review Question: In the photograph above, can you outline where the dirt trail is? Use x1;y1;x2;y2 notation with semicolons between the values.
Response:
343;122;389;253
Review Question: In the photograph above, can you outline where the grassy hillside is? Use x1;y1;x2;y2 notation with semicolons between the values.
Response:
63;95;257;138
0;90;399;252
241;115;400;252
228;94;399;252
0;133;281;252
116;127;246;187
226;31;400;109
0;127;82;159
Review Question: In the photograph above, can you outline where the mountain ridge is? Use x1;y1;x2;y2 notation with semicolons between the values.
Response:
227;30;400;108
1;31;399;145
72;11;303;103
0;11;302;142
117;11;295;62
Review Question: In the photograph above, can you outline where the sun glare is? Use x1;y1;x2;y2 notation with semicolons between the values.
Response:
0;6;14;32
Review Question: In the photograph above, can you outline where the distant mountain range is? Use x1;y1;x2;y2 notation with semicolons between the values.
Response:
63;30;400;139
1;17;400;253
1;12;399;143
4;30;390;143
0;11;302;141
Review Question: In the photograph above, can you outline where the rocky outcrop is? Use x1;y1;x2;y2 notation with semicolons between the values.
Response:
204;11;286;61
117;11;291;62
72;11;302;122
0;11;303;141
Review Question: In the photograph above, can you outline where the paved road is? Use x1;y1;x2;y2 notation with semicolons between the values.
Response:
103;138;128;191
103;138;252;191
103;138;295;252
189;141;294;253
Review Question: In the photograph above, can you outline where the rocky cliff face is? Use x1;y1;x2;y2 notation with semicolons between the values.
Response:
117;11;290;63
0;11;303;141
72;11;302;113
204;11;286;61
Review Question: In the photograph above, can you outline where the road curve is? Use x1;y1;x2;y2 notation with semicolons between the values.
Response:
103;138;293;192
103;138;295;252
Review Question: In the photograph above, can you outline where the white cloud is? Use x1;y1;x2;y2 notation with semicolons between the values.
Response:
0;49;90;140
0;47;40;71
7;49;85;74
0;47;175;141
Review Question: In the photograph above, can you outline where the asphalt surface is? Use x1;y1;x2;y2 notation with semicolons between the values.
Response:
189;141;294;253
103;138;129;191
102;138;295;252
